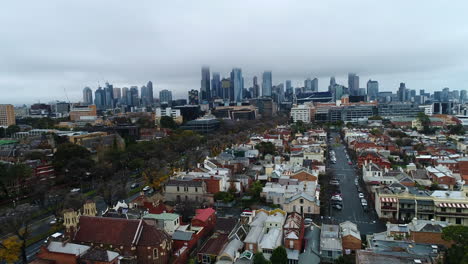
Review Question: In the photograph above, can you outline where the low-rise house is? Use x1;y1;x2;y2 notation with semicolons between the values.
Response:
143;213;181;235
197;233;229;264
320;224;342;263
339;221;361;253
283;192;320;217
298;224;321;264
375;187;468;225
244;211;268;252
71;216;173;264
164;179;211;204
426;165;457;187
358;152;391;169
284;213;305;264
217;239;244;263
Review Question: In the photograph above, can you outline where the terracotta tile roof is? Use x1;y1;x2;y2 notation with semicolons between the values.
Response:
193;208;215;223
74;216;171;247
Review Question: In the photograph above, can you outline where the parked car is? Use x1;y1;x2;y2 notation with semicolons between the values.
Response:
358;193;364;198
142;186;151;191
361;198;368;206
131;183;139;189
331;196;343;201
304;218;313;225
333;204;342;210
348;161;352;165
329;180;340;186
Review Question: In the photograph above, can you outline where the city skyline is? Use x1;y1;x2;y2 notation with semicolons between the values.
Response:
1;1;468;104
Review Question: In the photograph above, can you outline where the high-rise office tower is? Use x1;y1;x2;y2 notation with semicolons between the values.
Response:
222;78;232;101
122;87;129;105
262;71;272;97
129;86;139;107
334;85;345;101
366;80;379;101
159;89;173;105
304;78;312;91
211;72;221;98
252;76;260;98
94;87;105;110
113;88;121;100
147;81;154;105
329;77;336;92
442;87;450;102
398;83;407;102
348;73;360;96
461;90;467;103
232;68;243;102
0;104;15;126
104;82;114;108
285;80;293;100
311;78;318;92
188;89;199;105
83;87;93;105
141;85;149;106
200;66;211;102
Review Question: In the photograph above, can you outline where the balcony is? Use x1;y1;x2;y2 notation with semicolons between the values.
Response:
381;205;397;211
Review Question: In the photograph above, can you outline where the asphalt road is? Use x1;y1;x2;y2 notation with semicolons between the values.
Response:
325;132;386;235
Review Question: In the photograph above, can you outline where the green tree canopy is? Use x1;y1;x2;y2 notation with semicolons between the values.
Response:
160;116;178;129
53;143;93;171
255;142;276;156
270;246;288;264
442;225;468;264
214;191;234;203
253;252;270;264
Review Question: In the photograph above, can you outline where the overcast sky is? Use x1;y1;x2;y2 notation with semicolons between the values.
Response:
1;0;468;104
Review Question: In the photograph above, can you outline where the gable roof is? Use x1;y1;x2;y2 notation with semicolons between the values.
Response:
194;208;215;222
74;216;170;247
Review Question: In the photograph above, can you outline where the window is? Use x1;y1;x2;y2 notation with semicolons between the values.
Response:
177;186;180;192
293;205;296;212
153;248;159;259
456;208;462;213
441;217;446;221
456;218;461;224
441;208;446;212
300;199;304;204
308;206;311;212
289;240;294;249
328;251;332;257
195;187;198;192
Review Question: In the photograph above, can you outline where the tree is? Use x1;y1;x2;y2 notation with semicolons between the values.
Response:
442;225;468;264
448;124;465;135
248;181;263;199
0;127;5;138
334;256;353;264
214;192;234;203
368;115;383;120
255;142;276;156
5;125;20;137
53;143;93;172
160;116;178;129
253;252;270;264
0;236;21;263
0;204;38;263
270;246;288;264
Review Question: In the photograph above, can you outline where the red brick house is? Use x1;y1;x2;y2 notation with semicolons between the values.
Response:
283;212;304;252
34;241;119;264
72;216;173;264
193;176;221;194
192;208;216;231
290;170;317;182
357;152;391;169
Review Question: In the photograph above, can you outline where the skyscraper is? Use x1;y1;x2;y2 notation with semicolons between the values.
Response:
211;72;221;98
122;87;129;105
147;81;154;105
129;86;139;107
461;90;467;103
104;82;114;108
304;78;312;91
252;76;260;98
231;68;243;102
200;66;211;102
113;88;121;100
159;89;173;105
348;73;359;96
262;71;272;97
311;78;318;92
83;87;93;105
398;83;407;102
141;85;149;106
329;77;336;92
366;80;379;101
222;78;232;101
94;87;105;110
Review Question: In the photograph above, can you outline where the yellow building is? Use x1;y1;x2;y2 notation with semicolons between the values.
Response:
0;104;15;127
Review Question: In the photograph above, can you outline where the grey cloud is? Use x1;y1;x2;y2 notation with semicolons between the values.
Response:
1;0;468;104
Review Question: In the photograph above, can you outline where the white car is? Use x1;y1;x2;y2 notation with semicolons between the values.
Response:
331;196;343;201
142;186;151;191
361;198;367;206
358;193;364;198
